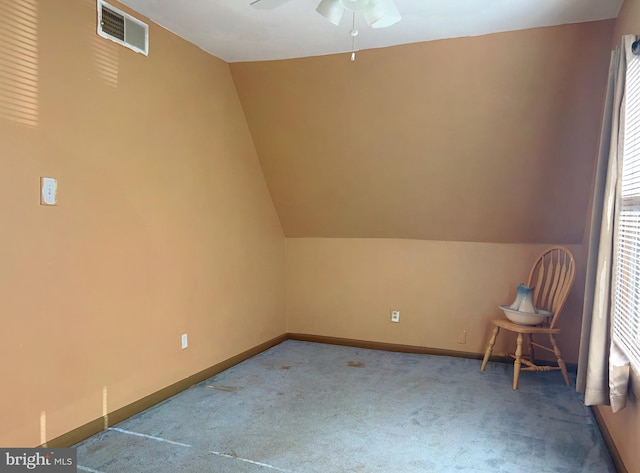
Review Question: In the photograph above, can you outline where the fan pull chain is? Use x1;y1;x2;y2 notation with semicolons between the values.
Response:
350;11;357;61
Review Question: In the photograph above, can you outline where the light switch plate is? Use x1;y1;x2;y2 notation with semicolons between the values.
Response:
40;177;57;206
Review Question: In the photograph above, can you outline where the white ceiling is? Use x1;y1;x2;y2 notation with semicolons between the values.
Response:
120;0;623;63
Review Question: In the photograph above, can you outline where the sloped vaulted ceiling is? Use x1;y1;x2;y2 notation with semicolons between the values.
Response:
230;20;615;244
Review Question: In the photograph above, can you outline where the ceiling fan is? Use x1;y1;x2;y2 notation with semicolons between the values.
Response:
250;0;401;28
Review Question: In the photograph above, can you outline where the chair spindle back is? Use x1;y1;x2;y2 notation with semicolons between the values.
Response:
526;246;575;329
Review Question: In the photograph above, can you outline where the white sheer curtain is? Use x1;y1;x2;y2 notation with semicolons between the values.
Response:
577;35;634;413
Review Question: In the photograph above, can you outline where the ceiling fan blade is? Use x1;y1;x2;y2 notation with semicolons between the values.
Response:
250;0;294;10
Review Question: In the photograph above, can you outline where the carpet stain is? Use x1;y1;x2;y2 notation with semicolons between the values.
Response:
207;385;242;392
280;365;291;370
348;361;365;368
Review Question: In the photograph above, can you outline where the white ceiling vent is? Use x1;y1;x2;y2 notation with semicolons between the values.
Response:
97;0;148;56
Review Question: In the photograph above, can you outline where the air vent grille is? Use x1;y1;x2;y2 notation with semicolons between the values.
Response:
97;0;148;56
101;6;124;41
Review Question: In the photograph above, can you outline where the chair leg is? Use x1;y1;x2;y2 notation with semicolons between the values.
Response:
481;326;500;371
513;333;523;390
550;334;570;387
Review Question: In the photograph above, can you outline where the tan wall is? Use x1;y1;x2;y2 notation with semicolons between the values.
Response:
234;21;612;378
594;3;640;472
0;0;285;447
231;20;613;244
613;0;640;45
286;239;586;362
230;23;611;363
596;385;640;473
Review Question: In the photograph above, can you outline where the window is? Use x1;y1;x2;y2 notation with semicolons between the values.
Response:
614;50;640;372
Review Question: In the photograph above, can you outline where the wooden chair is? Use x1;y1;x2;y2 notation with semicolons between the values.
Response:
480;246;576;389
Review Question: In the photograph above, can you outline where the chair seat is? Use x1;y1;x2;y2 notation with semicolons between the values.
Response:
491;318;561;334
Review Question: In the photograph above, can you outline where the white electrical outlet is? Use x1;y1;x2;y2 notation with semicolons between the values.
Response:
391;310;400;323
181;333;188;349
457;330;467;344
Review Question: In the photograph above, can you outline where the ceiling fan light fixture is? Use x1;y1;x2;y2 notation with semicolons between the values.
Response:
249;0;293;10
364;0;401;28
316;0;345;26
362;2;384;25
316;0;400;29
339;0;371;11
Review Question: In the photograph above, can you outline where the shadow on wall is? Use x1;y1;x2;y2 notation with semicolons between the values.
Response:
0;0;39;127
